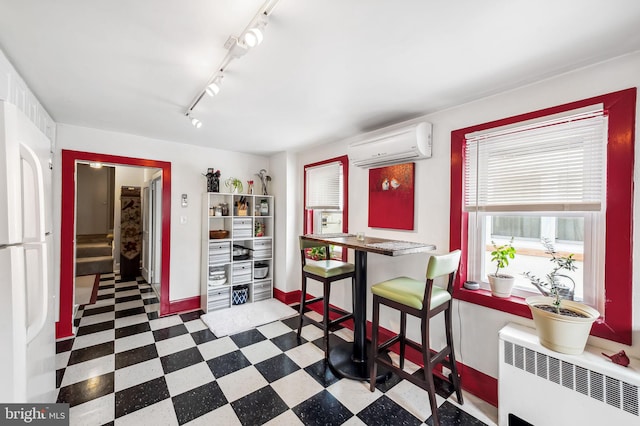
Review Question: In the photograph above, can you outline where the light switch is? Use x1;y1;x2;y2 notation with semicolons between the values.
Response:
181;193;188;207
180;216;187;224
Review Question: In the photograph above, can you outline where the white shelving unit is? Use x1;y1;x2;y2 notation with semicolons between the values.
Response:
201;192;274;312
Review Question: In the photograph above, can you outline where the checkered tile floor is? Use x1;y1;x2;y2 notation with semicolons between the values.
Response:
56;274;495;425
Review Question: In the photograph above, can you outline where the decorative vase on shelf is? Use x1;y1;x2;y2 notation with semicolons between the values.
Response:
205;168;221;192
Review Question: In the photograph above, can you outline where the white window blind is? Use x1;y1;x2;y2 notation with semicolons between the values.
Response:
464;109;607;212
305;161;342;210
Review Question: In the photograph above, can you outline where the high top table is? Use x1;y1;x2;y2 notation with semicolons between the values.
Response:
301;233;436;381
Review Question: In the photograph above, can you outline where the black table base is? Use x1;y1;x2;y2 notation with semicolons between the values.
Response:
328;341;392;382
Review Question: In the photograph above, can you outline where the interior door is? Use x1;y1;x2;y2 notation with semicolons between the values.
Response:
141;185;151;282
151;176;162;287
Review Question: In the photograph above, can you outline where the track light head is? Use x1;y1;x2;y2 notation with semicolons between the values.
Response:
205;75;223;97
243;27;264;48
189;115;202;128
243;16;268;48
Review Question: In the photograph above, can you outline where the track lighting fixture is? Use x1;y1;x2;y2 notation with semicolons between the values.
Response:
183;0;281;124
190;115;202;129
205;75;223;97
243;17;267;48
243;27;264;48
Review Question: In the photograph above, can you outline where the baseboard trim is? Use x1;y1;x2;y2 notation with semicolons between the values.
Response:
274;288;301;305
167;296;201;315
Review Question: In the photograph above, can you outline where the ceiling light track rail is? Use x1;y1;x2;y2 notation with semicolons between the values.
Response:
185;0;281;127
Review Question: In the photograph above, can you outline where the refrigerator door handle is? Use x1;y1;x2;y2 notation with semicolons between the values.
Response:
19;142;46;243
25;242;48;343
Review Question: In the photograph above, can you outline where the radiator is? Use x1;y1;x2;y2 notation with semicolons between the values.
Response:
498;323;640;425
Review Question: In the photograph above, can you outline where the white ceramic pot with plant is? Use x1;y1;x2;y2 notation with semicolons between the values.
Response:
488;239;516;298
524;238;600;355
224;177;243;194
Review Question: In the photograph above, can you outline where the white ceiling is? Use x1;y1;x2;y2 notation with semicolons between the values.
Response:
1;0;639;154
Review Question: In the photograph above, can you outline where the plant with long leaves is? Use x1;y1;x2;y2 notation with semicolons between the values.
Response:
523;237;577;313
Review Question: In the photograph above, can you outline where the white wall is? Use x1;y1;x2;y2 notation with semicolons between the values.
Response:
55;124;270;301
292;50;640;380
270;151;299;294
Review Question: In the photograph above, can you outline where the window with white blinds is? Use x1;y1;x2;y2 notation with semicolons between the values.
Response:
305;161;343;210
464;109;607;212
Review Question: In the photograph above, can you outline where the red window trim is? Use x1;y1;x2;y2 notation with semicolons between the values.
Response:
450;88;636;345
303;155;349;260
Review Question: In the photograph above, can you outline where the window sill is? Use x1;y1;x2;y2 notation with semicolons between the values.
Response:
453;286;629;345
453;286;533;319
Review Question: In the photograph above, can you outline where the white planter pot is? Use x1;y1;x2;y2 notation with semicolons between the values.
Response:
526;296;600;355
488;274;515;298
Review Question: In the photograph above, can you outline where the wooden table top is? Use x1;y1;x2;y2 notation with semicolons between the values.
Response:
301;233;436;257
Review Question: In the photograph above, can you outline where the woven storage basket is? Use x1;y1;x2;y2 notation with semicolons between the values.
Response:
209;229;229;239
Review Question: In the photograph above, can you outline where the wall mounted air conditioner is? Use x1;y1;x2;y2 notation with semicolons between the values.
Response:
347;121;432;168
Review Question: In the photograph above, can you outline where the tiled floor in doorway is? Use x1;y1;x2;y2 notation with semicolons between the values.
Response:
55;274;497;425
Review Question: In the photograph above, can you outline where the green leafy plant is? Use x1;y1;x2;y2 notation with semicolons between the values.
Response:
308;246;326;260
224;177;243;193
490;238;516;277
523;237;577;313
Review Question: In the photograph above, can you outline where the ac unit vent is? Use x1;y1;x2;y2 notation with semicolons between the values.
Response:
525;348;536;374
549;356;561;385
562;361;574;389
505;341;514;366
623;382;639;416
536;352;547;380
590;370;604;402
607;376;621;408
515;344;524;370
576;366;589;396
503;341;639;417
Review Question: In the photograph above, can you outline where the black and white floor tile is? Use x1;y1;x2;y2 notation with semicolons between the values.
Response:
56;274;497;425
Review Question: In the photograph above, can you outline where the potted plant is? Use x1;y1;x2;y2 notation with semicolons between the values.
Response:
524;238;600;355
308;246;326;260
224;177;243;194
488;239;517;298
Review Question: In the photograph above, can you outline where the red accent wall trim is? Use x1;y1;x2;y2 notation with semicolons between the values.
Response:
450;88;636;345
57;150;172;339
303;155;349;261
457;362;498;407
167;296;201;315
274;288;301;305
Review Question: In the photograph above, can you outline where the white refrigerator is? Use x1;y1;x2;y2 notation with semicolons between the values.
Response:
0;101;56;402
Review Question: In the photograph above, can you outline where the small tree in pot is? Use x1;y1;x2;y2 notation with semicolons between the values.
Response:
524;238;600;354
488;238;516;298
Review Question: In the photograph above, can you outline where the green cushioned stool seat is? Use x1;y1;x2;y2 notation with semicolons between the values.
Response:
303;260;355;278
297;237;355;359
368;250;463;426
371;276;451;310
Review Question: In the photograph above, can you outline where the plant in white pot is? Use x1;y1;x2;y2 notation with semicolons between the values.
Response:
488;239;516;298
524;238;600;355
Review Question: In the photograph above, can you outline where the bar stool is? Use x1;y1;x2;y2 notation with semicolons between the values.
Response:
297;237;355;359
368;250;463;426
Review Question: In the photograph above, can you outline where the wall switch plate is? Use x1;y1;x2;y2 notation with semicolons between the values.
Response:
180;216;187;224
181;193;188;207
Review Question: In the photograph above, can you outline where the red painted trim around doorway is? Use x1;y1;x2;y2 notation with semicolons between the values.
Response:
56;150;173;338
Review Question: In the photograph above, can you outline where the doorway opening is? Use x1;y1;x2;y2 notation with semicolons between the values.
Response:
57;150;172;339
74;163;115;308
142;171;163;298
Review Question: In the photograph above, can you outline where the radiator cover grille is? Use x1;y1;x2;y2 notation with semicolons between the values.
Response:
504;340;639;417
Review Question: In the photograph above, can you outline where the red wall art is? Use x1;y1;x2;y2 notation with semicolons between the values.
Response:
368;162;415;230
